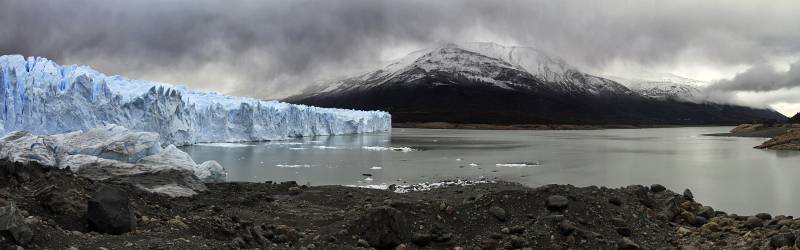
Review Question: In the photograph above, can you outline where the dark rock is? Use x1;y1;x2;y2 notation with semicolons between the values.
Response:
743;216;763;229
755;213;772;221
0;203;33;245
559;220;577;236
87;185;136;235
509;235;528;248
288;187;303;195
617;237;641;250
608;197;622;206
354;206;408;249
691;216;708;227
616;227;632;237
650;184;666;193
488;206;507;222
769;232;797;248
546;195;569;212
509;226;525;235
611;217;627;227
697;206;714;219
683;189;694;200
411;233;432;246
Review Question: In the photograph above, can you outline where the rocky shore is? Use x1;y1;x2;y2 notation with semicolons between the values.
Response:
2;161;800;249
714;123;800;150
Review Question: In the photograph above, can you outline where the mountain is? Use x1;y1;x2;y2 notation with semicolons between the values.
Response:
789;113;800;124
601;72;705;102
0;55;390;145
286;42;785;125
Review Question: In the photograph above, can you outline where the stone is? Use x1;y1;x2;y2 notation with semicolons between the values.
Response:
755;213;772;221
691;216;708;227
697;206;714;219
743;216;763;229
701;222;720;232
546;195;569;212
87;185;136;234
683;189;694;200
288;187;303;195
649;184;666;193
509;235;528;248
616;227;632;237
608;197;622;206
0;203;33;245
617;237;641;250
769;232;797;248
356;207;408;249
488;206;507;222
411;233;432;246
559;220;577;236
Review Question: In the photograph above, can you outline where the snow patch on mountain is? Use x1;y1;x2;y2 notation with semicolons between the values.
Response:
0;55;391;145
601;72;706;102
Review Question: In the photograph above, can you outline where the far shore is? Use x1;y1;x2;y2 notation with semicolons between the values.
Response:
393;122;734;130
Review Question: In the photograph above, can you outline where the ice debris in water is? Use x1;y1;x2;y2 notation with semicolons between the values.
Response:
276;164;312;168
370;166;383;170
495;162;541;167
350;179;494;193
0;124;226;183
361;146;415;152
0;55;391;145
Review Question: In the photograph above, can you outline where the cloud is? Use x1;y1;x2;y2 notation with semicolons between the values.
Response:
708;61;800;92
1;0;800;103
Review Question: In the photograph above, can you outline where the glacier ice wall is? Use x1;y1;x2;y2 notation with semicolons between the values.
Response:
0;55;391;145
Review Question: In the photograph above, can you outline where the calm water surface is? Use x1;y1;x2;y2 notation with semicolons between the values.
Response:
182;127;800;215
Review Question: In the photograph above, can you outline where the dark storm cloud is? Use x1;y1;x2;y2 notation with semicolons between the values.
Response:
1;0;800;100
709;61;800;92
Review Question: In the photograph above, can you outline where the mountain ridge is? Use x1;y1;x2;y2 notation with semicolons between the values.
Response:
286;43;785;125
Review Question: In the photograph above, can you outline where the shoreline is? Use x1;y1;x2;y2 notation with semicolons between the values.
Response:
2;161;799;249
393;122;733;130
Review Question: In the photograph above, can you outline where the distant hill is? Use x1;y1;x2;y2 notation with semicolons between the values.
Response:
789;113;800;124
286;42;786;125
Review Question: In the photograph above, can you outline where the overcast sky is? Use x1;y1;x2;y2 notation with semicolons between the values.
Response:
2;0;799;115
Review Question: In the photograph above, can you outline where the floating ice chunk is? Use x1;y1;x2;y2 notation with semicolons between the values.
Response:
312;146;337;149
495;162;541;168
370;166;383;170
289;147;305;150
194;143;255;148
362;146;415;152
468;163;480;167
276;164;312;168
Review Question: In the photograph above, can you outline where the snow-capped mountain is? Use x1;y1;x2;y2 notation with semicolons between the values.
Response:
0;55;391;145
602;72;706;102
305;42;634;98
287;43;784;125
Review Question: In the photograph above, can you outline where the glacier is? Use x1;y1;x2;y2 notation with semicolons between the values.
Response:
0;55;391;145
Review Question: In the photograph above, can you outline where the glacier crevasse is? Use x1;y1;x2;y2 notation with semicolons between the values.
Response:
0;55;391;145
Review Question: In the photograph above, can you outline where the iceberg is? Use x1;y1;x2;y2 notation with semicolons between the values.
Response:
0;55;391;145
0;125;225;182
0;125;225;196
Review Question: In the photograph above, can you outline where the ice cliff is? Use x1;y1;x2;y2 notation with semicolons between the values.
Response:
0;55;391;145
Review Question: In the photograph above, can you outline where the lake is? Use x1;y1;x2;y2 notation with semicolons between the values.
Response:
182;127;800;215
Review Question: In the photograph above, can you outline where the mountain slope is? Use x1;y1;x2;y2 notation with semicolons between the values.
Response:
602;72;706;102
287;43;785;125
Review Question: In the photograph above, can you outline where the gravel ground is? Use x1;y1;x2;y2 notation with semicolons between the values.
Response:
2;160;799;249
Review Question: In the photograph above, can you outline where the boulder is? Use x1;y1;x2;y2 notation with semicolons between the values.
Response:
87;185;136;234
488;206;507;222
0;203;33;245
546;195;570;212
354;206;409;249
649;184;666;193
